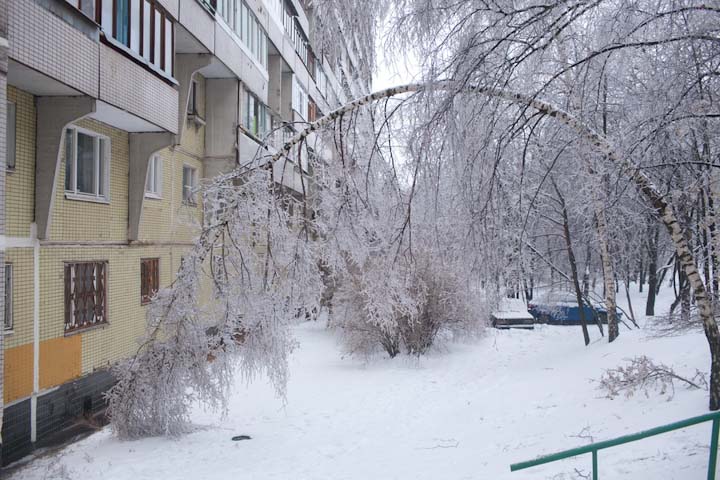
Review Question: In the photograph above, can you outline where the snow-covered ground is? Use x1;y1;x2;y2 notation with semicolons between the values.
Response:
10;286;713;479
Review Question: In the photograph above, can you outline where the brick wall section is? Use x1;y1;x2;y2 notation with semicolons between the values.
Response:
9;1;98;97
6;87;34;238
99;45;178;134
140;75;204;243
50;118;129;242
4;249;32;351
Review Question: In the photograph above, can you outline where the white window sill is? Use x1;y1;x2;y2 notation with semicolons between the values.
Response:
3;329;13;336
64;322;108;337
65;192;110;204
145;192;163;200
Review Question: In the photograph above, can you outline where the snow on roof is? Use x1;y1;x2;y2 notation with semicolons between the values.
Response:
492;298;534;320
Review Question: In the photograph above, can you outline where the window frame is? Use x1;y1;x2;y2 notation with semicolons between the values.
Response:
242;89;270;138
4;263;12;332
140;258;160;305
7;101;16;170
64;126;111;203
188;79;198;116
182;165;198;206
145;154;163;198
216;0;267;68
64;261;109;334
97;0;175;78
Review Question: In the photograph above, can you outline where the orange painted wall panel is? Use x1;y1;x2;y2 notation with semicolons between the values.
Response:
4;343;33;403
3;336;83;403
39;335;82;390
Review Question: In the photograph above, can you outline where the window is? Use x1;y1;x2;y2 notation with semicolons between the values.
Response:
244;92;256;134
241;3;249;45
182;165;198;205
188;79;198;116
216;0;267;67
4;263;12;331
164;16;173;73
142;0;151;61
97;0;174;76
64;127;110;200
130;0;141;52
292;75;309;119
64;261;108;332
308;98;317;122
7;102;15;170
140;258;159;304
153;10;162;68
115;0;130;46
243;90;270;137
145;155;162;197
101;0;113;33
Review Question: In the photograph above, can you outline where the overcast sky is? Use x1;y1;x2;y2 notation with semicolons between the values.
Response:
372;17;420;92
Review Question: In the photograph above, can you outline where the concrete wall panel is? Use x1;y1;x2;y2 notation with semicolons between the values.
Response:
99;45;178;133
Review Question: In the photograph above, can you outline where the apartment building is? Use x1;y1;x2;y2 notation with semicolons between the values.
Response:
0;0;371;466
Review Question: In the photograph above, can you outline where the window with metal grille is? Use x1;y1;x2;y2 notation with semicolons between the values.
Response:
64;262;108;332
141;258;159;305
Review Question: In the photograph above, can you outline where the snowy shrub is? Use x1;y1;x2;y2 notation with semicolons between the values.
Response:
399;257;475;355
332;251;483;358
598;356;707;401
332;256;415;358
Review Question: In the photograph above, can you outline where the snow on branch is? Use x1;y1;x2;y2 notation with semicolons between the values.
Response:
598;356;707;401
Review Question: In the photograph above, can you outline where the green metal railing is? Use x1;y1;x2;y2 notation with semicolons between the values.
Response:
510;411;720;480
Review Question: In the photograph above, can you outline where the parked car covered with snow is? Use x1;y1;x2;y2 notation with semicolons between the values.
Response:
491;298;535;329
528;292;622;325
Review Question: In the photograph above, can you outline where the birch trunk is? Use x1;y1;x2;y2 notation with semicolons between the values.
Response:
594;197;619;342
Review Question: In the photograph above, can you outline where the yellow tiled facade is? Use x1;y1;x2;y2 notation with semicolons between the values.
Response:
6;87;35;238
3;86;206;404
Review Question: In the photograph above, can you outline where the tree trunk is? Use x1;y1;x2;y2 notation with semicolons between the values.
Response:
554;181;590;345
582;243;591;297
625;276;636;325
646;223;659;316
594;198;619;342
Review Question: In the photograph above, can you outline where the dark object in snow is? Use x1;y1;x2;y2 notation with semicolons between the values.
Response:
528;293;622;326
232;435;252;441
491;298;535;329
